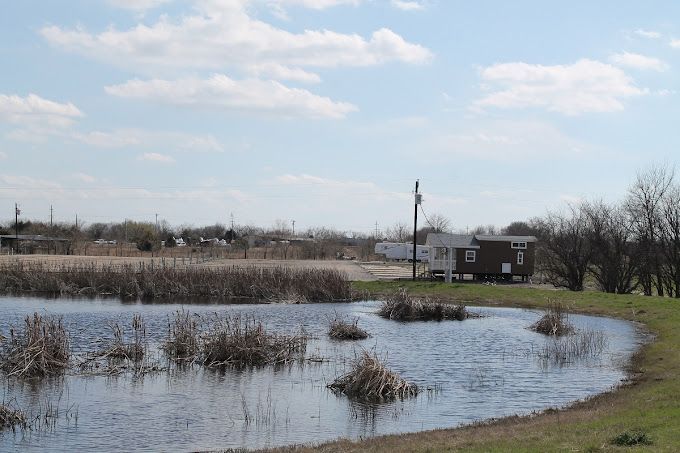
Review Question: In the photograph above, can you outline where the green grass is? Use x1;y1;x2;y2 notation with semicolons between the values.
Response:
272;281;680;452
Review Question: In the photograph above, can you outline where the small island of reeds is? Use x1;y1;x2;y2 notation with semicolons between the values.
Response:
378;289;474;321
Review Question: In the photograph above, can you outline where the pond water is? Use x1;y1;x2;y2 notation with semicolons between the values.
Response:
0;296;641;452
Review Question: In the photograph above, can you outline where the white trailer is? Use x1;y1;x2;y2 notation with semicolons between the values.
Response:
374;242;429;262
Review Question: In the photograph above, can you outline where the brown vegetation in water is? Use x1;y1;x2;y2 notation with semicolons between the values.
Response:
0;313;70;378
530;302;574;336
163;309;201;361
202;314;308;367
102;314;147;362
328;315;368;340
0;404;27;432
328;351;419;400
0;262;352;302
378;289;470;321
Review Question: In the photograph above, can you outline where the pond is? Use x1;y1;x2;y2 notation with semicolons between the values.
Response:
0;296;642;452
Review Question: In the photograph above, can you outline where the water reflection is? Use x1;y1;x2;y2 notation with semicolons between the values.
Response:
0;297;641;452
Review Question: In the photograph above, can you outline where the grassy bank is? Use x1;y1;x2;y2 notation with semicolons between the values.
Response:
0;263;351;302
271;281;680;452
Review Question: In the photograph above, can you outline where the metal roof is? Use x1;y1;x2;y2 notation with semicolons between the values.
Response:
425;233;480;248
474;235;537;242
0;234;71;242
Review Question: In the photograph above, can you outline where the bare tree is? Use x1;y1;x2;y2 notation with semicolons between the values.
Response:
384;222;411;243
659;184;680;297
583;200;638;294
423;213;451;233
626;164;675;296
536;205;591;291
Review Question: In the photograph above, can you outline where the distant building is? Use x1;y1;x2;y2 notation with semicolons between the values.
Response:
0;234;72;254
426;233;536;281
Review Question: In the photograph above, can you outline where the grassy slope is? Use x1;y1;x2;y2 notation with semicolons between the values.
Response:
280;281;680;452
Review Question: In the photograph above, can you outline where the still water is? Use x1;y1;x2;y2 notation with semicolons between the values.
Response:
0;296;641;452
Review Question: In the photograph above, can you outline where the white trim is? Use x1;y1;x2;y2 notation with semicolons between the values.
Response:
465;250;476;262
517;251;524;265
511;241;527;249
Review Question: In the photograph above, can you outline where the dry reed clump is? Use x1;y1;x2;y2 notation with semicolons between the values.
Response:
0;313;70;378
163;309;200;361
378;289;470;321
202;314;307;367
1;404;28;432
102;314;147;362
0;263;352;303
328;351;419;400
328;315;368;340
540;329;608;364
530;302;574;336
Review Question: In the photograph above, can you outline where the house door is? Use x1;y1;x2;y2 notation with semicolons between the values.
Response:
502;263;512;274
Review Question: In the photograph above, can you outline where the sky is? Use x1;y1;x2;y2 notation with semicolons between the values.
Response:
1;0;680;234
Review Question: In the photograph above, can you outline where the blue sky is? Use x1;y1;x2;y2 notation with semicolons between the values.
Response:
1;0;679;234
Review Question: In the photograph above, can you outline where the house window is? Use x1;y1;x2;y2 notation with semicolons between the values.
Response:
466;250;476;262
517;251;524;265
511;241;527;249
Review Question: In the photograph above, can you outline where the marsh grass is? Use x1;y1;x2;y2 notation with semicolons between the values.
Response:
0;403;27;432
103;314;147;362
0;262;352;302
163;309;200;362
0;313;70;378
202;314;308;367
328;351;419;400
328;314;368;340
530;301;574;336
378;289;470;321
540;329;608;365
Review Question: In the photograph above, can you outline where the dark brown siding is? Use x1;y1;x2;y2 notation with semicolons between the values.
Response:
454;241;535;276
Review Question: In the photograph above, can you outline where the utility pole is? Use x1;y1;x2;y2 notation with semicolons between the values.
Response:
413;180;421;281
375;221;379;238
125;219;128;243
15;203;20;254
50;205;53;229
155;213;159;233
291;220;295;238
230;212;235;230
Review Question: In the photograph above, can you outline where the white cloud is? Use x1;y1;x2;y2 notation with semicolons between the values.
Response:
269;0;361;9
71;131;142;148
473;59;645;115
0;151;7;160
436;120;596;161
107;0;173;12
138;152;176;163
72;172;97;183
70;129;224;152
246;63;321;84
671;39;680;49
634;29;661;39
390;0;424;11
40;3;432;76
105;75;357;119
0;93;83;128
609;52;667;72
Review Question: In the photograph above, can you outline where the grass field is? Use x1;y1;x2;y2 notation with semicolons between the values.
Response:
272;281;680;452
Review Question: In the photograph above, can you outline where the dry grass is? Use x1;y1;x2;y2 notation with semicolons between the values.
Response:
102;314;147;362
202;314;308;367
0;262;352;302
328;315;368;340
0;313;70;378
378;289;470;321
0;404;27;432
530;301;574;336
539;329;608;364
328;351;419;400
163;309;200;361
